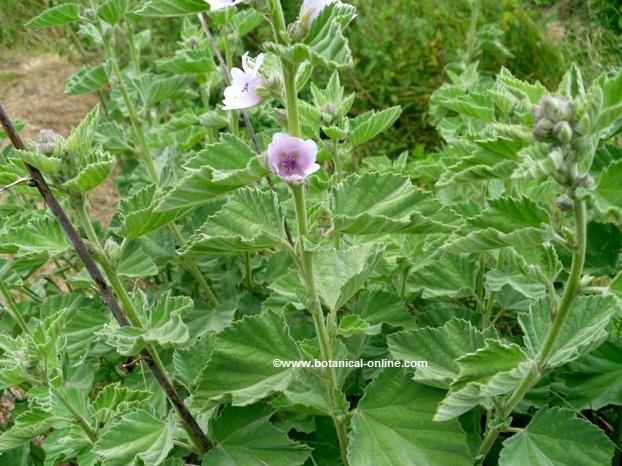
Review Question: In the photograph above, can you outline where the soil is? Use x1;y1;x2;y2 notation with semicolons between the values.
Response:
0;52;119;226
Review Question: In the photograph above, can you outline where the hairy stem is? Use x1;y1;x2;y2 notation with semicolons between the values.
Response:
477;198;588;461
0;104;212;454
0;281;29;334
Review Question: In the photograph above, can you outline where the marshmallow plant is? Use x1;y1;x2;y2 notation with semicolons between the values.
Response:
0;1;620;466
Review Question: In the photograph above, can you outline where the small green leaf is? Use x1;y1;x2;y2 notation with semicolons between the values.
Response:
17;150;62;175
348;368;473;466
498;407;614;466
407;253;477;299
26;3;80;29
97;0;128;25
312;244;383;310
589;160;622;224
63;151;114;193
93;410;175;466
202;404;311;466
350;106;401;147
66;62;110;95
156;49;216;74
117;242;159;278
66;106;100;159
135;0;209;16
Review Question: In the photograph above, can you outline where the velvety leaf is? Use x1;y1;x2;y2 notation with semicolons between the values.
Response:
407;253;477;299
65;62;110;95
135;0;208;16
180;188;285;256
0;409;59;452
17;150;62;175
388;318;497;388
93;410;175;466
97;0;127;25
157;135;267;212
312;244;384;310
350;106;402;147
202;404;311;466
26;3;80;29
63;151;114;192
519;295;617;367
498;407;614;466
435;339;533;421
589;159;622;224
332;172;452;235
0;217;69;256
192;310;301;406
348;368;472;466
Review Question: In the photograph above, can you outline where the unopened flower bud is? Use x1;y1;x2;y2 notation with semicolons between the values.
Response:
256;74;282;98
548;147;565;170
553;121;573;144
288;20;307;42
36;129;63;156
574;173;595;190
555;194;573;211
540;95;572;122
533;118;554;140
103;238;122;262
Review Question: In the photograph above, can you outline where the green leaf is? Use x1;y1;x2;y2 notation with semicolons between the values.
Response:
468;196;549;233
519;295;616;367
157;134;267;212
97;0;128;25
102;292;192;355
180;188;285;256
560;341;622;410
144;75;194;106
135;0;209;16
17;150;62;175
497;67;547;103
192;310;302;406
442;227;547;254
435;339;533;421
93;410;175;466
173;336;214;390
407;253;477;299
117;242;159;278
350;106;402;147
485;269;546;300
589;159;622;224
26;3;80;29
118;184;192;239
332;173;452;235
0;409;59;452
350;291;413;330
63;151;114;192
93;383;152;424
202;404;311;466
66;106;100;159
312;244;384;310
498;407;614;466
388;318;497;388
65;62;110;95
156;49;216;74
348;368;472;466
0;217;69;256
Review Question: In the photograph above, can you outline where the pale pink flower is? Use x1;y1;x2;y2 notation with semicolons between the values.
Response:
300;0;337;23
222;52;265;111
206;0;246;11
268;133;320;181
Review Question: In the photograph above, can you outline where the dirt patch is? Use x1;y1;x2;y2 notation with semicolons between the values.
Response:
0;52;119;226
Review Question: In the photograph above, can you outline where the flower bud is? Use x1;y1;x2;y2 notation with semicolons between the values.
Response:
574;173;595;190
555;194;573;211
288;20;307;42
36;129;63;156
104;238;122;262
553;121;573;144
548;147;565;170
533;118;554;140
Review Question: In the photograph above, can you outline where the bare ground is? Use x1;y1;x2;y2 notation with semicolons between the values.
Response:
0;52;119;225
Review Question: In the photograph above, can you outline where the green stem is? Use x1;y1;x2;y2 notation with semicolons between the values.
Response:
477;199;587;461
103;32;219;305
244;252;253;290
55;388;98;442
282;62;301;137
0;281;28;334
103;38;158;182
124;20;141;76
